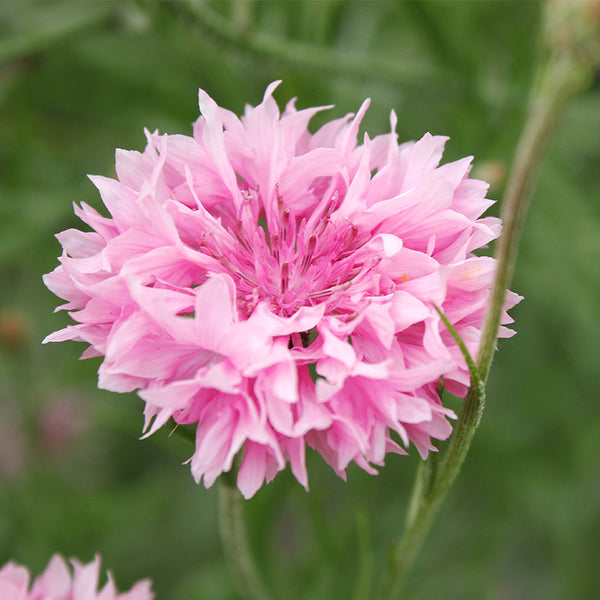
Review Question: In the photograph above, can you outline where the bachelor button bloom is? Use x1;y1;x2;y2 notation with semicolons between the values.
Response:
0;555;153;600
43;82;520;498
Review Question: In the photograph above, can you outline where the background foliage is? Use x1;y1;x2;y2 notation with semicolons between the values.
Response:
0;1;598;599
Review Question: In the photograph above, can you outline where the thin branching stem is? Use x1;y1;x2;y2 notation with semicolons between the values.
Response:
382;330;485;600
382;5;593;598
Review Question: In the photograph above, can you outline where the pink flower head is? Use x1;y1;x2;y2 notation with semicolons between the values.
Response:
0;555;153;600
43;82;520;498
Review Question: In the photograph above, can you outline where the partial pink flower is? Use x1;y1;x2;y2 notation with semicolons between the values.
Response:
0;555;153;600
43;82;520;498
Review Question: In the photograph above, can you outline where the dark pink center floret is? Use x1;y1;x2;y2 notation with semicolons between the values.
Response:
198;183;384;320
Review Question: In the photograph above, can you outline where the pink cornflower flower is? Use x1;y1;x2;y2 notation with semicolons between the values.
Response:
0;555;153;600
43;82;520;498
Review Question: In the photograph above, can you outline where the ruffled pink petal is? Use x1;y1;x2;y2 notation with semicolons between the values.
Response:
43;82;521;497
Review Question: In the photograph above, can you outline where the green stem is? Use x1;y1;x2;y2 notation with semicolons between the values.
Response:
218;470;273;600
169;424;270;600
477;50;587;381
383;382;484;599
382;7;593;599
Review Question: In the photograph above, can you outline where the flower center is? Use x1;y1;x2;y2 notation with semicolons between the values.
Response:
197;184;381;318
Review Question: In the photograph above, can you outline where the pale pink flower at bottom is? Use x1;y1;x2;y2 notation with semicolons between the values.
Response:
43;81;521;498
0;555;153;600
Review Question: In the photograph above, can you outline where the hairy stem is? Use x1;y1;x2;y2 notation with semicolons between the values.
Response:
383;370;485;600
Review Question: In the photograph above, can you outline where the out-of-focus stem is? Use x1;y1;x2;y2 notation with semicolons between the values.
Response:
165;0;446;87
353;507;374;600
218;471;273;600
0;4;113;64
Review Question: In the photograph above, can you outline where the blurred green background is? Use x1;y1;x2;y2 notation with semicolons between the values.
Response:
0;1;598;599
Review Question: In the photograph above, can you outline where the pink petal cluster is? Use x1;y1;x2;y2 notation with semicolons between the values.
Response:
0;555;153;600
43;82;520;498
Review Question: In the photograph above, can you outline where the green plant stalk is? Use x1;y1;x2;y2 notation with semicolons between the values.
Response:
384;380;484;599
477;50;588;381
218;470;273;600
382;21;592;600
